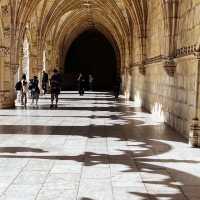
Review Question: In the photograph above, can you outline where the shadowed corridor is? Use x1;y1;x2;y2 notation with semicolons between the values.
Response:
63;30;118;91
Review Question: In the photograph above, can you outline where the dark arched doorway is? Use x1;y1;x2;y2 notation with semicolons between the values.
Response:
63;29;118;91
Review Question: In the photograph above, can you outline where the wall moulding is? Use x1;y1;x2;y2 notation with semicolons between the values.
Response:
175;44;199;58
132;55;176;76
132;44;200;73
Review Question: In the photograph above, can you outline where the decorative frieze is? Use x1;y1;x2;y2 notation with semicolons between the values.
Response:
175;44;198;58
132;55;176;76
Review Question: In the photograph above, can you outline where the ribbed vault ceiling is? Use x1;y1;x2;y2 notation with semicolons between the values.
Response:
12;0;148;68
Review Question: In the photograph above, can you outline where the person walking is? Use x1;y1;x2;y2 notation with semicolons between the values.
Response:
15;80;22;103
42;71;49;95
50;69;61;108
21;76;28;108
113;76;121;100
30;76;40;107
77;73;85;96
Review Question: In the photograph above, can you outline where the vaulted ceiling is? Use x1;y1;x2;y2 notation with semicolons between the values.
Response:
10;0;148;68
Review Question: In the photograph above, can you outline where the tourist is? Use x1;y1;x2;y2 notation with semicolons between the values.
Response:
42;71;49;95
50;69;61;108
15;80;22;103
113;76;121;99
30;76;40;107
77;73;85;96
21;75;28;108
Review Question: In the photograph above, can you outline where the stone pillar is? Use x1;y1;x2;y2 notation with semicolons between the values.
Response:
10;63;19;107
37;64;43;89
189;53;200;147
29;54;37;78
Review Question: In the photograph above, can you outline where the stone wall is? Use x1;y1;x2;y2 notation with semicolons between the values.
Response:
131;57;197;138
131;0;200;138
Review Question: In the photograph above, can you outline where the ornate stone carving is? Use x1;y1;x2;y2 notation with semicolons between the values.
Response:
11;64;19;74
163;58;176;76
0;46;10;57
1;5;9;17
189;118;200;147
175;44;198;57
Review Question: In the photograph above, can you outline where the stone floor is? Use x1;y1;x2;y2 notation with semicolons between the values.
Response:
0;91;200;200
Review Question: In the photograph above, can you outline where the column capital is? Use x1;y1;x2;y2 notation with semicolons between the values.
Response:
163;58;176;76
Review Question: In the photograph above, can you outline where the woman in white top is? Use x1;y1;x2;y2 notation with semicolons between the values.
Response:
21;79;28;108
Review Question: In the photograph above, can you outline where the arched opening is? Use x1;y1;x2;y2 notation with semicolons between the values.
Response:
63;29;118;91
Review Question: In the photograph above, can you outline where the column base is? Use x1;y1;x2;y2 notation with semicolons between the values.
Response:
189;118;200;147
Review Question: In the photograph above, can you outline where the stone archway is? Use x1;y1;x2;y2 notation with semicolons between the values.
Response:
63;29;119;91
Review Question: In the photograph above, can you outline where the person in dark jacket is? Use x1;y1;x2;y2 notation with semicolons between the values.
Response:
50;69;61;108
42;71;49;95
30;76;40;107
113;76;121;99
77;73;85;96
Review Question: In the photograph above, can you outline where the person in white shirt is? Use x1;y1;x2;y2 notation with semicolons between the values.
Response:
21;79;28;108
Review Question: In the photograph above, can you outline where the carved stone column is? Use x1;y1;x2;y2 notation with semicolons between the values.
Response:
189;52;200;147
11;63;19;107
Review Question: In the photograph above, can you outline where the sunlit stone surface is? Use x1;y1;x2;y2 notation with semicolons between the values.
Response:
0;92;200;200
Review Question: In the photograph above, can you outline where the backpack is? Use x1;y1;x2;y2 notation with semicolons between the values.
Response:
31;80;40;93
15;81;22;91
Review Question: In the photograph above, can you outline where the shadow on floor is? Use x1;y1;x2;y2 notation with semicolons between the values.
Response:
0;92;198;199
0;147;48;153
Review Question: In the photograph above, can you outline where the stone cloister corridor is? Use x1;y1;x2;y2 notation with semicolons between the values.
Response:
0;92;200;200
1;0;200;199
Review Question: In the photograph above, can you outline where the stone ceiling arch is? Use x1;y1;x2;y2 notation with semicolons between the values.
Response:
58;23;122;74
43;9;125;74
11;0;151;69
